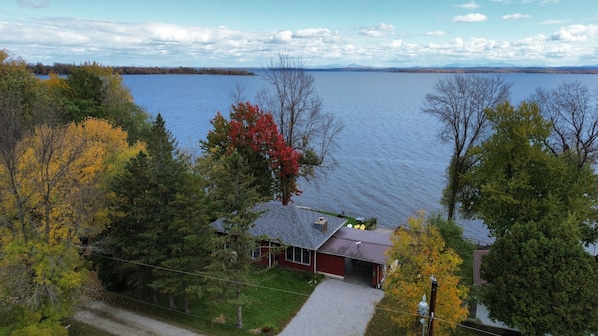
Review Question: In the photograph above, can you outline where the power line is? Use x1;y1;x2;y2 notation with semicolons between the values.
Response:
80;285;241;331
89;253;508;336
434;316;504;336
90;253;311;297
374;305;504;336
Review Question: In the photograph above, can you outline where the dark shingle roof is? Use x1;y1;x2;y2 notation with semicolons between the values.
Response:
318;227;393;264
211;202;347;250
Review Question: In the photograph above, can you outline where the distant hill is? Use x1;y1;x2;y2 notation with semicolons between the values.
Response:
307;65;598;74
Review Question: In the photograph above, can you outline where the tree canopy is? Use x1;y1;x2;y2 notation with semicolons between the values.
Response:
0;117;141;334
461;101;598;243
257;53;344;181
531;81;598;168
481;217;598;335
95;114;213;312
463;100;598;334
44;62;152;143
202;102;301;205
422;74;511;220
200;151;264;328
385;212;469;336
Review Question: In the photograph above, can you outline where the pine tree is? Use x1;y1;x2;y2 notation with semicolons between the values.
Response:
201;151;264;328
97;114;213;310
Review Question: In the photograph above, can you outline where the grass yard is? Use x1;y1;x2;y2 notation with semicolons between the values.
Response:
102;265;320;335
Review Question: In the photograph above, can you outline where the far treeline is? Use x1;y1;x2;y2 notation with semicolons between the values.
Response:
28;62;256;76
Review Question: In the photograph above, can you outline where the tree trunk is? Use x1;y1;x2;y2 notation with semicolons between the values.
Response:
184;298;190;313
445;156;460;221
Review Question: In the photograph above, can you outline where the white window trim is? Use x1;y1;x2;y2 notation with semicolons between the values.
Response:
251;245;261;260
285;246;311;265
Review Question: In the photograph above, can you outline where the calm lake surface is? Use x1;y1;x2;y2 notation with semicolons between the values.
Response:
123;72;598;246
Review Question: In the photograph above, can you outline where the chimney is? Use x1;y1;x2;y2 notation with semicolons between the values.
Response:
314;216;328;233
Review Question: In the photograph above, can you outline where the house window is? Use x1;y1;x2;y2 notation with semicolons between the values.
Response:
251;245;261;260
286;246;311;265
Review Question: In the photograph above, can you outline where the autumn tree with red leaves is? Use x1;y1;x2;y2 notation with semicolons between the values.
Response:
201;102;301;205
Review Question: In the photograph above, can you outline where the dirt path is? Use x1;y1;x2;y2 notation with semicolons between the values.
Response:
73;300;204;336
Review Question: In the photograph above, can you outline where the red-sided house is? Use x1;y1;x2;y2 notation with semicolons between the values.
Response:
211;202;393;288
318;226;393;288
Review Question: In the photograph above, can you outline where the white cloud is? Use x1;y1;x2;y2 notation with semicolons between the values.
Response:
360;23;395;38
502;13;531;20
272;30;293;43
540;19;570;25
1;14;596;67
426;31;447;36
294;28;334;38
390;39;403;48
17;0;49;8
456;1;480;10
550;24;598;42
453;13;487;22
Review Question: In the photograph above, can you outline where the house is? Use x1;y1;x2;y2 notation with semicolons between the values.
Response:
211;202;393;288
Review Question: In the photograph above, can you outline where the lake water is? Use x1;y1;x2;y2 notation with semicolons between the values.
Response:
122;71;598;246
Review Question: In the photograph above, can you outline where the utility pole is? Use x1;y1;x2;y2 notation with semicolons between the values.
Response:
428;276;438;336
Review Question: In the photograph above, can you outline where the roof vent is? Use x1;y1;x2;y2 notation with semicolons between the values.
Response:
314;216;328;233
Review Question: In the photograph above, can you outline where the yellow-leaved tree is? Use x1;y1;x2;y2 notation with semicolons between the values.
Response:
0;117;143;335
385;211;469;336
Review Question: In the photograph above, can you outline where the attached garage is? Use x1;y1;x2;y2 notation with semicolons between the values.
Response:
317;227;393;288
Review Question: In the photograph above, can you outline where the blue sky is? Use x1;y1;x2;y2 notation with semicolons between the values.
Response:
1;0;597;67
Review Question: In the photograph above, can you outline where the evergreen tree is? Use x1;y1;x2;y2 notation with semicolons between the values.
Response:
151;169;213;312
97;114;213;309
201;151;265;328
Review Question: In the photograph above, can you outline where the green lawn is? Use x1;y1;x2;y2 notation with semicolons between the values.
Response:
91;266;320;336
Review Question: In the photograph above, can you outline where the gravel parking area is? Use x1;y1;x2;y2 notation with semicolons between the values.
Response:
279;278;384;336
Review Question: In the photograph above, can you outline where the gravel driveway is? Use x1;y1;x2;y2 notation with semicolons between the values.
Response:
74;300;204;336
279;278;384;336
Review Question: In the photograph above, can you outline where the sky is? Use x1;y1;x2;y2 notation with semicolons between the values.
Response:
1;0;597;68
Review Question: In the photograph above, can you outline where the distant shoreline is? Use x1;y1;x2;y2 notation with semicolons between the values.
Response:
305;67;598;75
28;63;598;75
